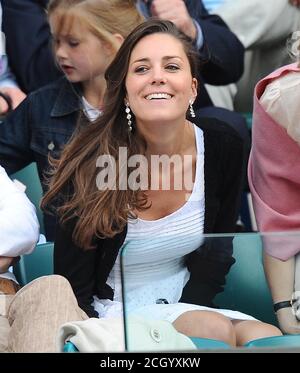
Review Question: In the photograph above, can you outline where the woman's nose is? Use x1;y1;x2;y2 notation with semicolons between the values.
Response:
151;68;167;85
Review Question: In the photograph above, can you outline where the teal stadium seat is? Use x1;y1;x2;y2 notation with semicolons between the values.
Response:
214;234;300;349
215;233;277;326
189;337;230;349
242;112;253;130
244;335;300;348
13;242;54;286
14;233;300;350
11;163;45;234
63;341;79;353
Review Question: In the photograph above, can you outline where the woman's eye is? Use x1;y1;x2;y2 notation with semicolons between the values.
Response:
166;64;180;71
134;66;148;73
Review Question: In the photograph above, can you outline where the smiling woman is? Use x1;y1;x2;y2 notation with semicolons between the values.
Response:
25;19;280;351
0;19;279;353
125;32;197;130
43;19;204;243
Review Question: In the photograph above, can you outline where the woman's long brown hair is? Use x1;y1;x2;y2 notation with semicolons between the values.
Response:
42;19;200;249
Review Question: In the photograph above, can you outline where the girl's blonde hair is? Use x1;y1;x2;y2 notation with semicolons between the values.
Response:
48;0;144;51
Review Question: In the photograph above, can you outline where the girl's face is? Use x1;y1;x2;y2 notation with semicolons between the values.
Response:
125;33;197;126
49;13;114;84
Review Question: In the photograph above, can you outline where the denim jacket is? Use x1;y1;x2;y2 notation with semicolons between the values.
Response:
0;77;82;239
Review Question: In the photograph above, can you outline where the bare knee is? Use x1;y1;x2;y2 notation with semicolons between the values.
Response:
250;322;282;340
173;311;236;347
233;320;282;346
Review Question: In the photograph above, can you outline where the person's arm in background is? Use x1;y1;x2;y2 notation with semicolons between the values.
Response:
0;56;26;114
263;253;300;334
214;0;300;50
0;95;35;174
249;68;300;333
1;0;62;93
147;0;244;85
0;3;26;113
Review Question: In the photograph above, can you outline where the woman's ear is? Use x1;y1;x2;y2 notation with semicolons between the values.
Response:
191;78;198;100
124;95;129;106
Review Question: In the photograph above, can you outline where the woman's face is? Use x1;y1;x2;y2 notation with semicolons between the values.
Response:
125;33;197;126
49;13;114;84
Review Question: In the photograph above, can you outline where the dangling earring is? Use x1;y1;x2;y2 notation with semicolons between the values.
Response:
125;102;132;132
189;100;196;118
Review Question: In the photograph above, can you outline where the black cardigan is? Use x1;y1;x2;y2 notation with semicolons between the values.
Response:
54;117;246;317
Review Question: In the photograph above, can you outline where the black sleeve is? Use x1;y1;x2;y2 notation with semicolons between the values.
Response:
181;241;235;308
2;0;62;93
190;0;245;85
0;94;35;174
54;218;99;318
213;130;246;234
181;123;246;306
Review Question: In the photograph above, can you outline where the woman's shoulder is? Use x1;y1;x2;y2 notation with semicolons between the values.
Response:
192;116;243;145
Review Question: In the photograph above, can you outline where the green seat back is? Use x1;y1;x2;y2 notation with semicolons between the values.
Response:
215;234;277;326
242;112;253;130
11;163;44;234
63;341;79;353
14;242;54;286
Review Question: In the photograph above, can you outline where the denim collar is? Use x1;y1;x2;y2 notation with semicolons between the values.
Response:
51;77;82;117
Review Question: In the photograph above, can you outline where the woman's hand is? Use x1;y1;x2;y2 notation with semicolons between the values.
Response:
0;256;15;273
147;0;197;41
276;307;300;334
0;256;20;273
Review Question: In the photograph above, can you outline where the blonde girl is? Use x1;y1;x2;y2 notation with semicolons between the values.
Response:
0;0;143;240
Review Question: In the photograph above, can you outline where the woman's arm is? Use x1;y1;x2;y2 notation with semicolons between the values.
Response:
181;120;246;306
264;251;300;334
54;218;99;318
1;0;61;92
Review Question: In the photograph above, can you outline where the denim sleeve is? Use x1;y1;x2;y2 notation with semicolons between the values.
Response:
2;0;61;92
